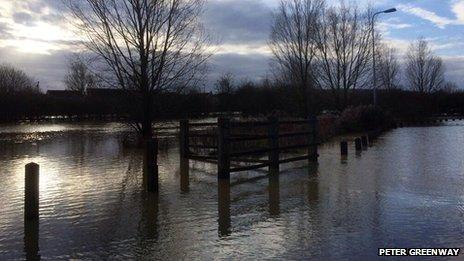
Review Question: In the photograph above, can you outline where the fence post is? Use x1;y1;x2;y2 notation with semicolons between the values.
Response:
308;116;318;162
368;132;375;144
268;175;280;216
179;119;189;160
217;117;230;180
361;136;368;148
25;163;39;220
355;138;362;152
268;116;279;173
218;179;231;237
179;119;190;192
145;138;159;192
340;141;348;156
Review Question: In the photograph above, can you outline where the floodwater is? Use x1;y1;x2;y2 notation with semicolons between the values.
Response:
0;122;463;259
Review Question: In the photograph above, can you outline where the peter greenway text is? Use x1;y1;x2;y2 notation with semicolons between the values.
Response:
379;248;460;256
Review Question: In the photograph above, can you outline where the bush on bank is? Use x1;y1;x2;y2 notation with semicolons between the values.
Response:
335;105;396;133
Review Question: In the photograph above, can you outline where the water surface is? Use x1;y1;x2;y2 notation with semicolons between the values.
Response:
0;122;463;259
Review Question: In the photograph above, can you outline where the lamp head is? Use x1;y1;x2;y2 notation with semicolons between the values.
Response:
383;8;397;13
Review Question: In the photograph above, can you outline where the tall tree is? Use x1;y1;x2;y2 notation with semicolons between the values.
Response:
314;2;373;109
215;73;235;113
64;55;98;94
64;0;210;139
376;46;400;90
0;64;38;95
405;38;445;93
269;0;324;117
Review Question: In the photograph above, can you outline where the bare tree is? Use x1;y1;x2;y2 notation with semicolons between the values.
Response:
405;38;445;93
215;73;235;95
0;64;38;95
64;0;210;139
442;81;458;93
215;73;235;113
64;54;98;94
314;2;373;109
269;0;324;117
377;46;400;90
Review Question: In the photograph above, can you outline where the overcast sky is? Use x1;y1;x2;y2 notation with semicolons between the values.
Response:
0;0;464;91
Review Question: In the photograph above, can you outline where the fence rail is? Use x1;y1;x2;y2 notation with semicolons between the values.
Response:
179;116;319;182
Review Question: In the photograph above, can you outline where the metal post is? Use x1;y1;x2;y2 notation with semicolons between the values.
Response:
372;8;397;106
372;15;378;107
217;118;230;180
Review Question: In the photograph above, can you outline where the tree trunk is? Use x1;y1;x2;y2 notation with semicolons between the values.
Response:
142;93;153;140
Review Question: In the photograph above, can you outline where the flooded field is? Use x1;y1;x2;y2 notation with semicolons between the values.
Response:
0;122;463;259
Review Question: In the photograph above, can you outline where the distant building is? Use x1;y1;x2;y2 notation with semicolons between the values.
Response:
46;88;132;99
86;88;129;97
46;90;83;98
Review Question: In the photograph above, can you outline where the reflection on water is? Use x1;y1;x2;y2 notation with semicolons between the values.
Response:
1;122;464;259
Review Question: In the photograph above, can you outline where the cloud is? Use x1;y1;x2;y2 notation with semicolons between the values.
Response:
12;12;36;26
0;0;463;91
203;0;272;45
210;52;271;80
452;0;464;23
442;55;464;86
378;18;413;36
398;1;464;29
0;45;71;90
398;4;454;29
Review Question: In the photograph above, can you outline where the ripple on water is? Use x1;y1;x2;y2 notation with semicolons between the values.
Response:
1;124;464;259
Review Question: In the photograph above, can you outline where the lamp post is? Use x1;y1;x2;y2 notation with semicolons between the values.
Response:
372;8;396;107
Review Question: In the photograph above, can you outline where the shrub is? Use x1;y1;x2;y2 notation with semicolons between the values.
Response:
335;105;395;133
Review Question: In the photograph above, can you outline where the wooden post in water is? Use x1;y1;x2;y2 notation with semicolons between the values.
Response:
179;119;190;191
268;174;280;216
218;179;231;237
361;136;368;148
25;163;39;220
179;120;189;160
24;216;39;261
355;138;362;152
368;133;374;145
180;157;190;193
340;141;348;156
145;138;159;192
268;116;279;173
307;116;318;162
217;118;231;180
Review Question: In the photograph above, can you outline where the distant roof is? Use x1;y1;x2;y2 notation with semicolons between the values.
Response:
46;90;82;97
87;88;128;96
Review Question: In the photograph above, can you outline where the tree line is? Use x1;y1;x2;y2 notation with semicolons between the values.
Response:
0;0;461;136
269;0;454;115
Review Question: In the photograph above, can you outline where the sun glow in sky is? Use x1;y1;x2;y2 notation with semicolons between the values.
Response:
0;2;78;55
0;0;463;90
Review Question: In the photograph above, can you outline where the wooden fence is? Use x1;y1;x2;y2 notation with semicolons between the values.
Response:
179;117;319;181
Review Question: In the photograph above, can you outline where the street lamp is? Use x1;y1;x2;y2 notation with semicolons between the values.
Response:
372;8;397;107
